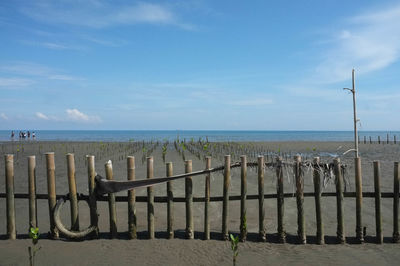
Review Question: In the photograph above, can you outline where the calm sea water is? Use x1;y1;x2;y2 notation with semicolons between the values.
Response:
0;130;398;142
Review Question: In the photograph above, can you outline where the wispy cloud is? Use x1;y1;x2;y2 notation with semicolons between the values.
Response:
314;5;400;83
21;40;84;51
66;108;102;123
20;1;193;30
0;77;34;87
0;113;8;120
36;112;50;120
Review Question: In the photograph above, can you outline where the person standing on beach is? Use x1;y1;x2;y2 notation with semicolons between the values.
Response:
32;131;36;139
11;131;14;139
28;131;30;138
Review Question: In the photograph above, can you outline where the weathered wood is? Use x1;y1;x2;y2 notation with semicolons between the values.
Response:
240;155;247;242
394;135;397;144
313;157;324;244
45;152;59;239
373;161;382;244
394;162;400;243
87;155;98;238
147;156;155;239
355;157;364;242
5;154;16;240
127;156;137;239
166;162;174;239
222;155;231;240
387;133;389;144
258;156;266;242
67;153;79;231
378;136;381;144
105;160;117;238
363;136;366;144
276;156;285;243
369;136;372;144
204;157;211;240
295;155;306;244
334;158;345;243
28;156;37;229
185;160;194;239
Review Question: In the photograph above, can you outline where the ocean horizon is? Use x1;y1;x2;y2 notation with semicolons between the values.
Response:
0;130;398;142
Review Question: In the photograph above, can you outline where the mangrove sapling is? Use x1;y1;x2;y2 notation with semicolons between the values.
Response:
28;227;41;266
230;234;240;266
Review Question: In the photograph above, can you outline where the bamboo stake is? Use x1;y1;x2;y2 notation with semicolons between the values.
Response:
127;156;137;239
373;161;383;244
334;158;345;243
240;155;247;242
258;156;266;242
276;156;285;243
394;162;400;243
185;160;194;239
5;154;16;240
295;155;306;244
67;153;79;231
105;160;117;238
387;133;389;144
222;155;231;240
378;136;381;144
394;135;397;144
204;157;211;240
313;157;324;244
28;156;37;229
369;136;372;144
87;155;98;238
45;152;58;239
355;157;363;242
147;156;155;239
166;162;174;239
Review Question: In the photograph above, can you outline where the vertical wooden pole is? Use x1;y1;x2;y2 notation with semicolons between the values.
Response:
127;156;137;239
45;152;58;239
87;155;98;238
363;136;366;144
394;135;397;144
394;162;399;243
105;160;117;238
185;160;194;239
295;155;306;244
67;153;79;231
5;154;16;240
240;155;247;242
28;155;37;229
387;133;389;144
378;136;381;144
334;158;345;243
369;136;372;144
313;157;324;244
166;162;174;239
276;156;285;243
222;155;231;240
355;157;363;242
373;161;382;244
147;156;155;239
257;156;266;241
204;157;211;240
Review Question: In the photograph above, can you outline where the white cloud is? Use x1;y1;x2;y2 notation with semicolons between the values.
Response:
314;5;400;83
0;77;34;87
36;112;50;120
0;113;8;120
66;108;101;123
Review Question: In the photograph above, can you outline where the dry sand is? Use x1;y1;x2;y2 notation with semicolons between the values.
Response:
1;140;400;265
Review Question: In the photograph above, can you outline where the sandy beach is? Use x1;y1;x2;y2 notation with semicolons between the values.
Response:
1;140;400;265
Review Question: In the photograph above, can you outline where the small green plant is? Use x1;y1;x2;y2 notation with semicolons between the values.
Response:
28;226;41;266
230;234;239;266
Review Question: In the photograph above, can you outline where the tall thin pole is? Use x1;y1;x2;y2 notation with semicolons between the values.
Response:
352;69;359;158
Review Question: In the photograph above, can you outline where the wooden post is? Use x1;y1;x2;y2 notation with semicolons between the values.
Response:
222;155;231;240
147;156;155;239
276;156;285;243
5;154;16;240
127;156;137;239
355;157;363;242
105;160;117;238
67;153;79;231
394;162;399;243
334;158;345;243
313;157;324;244
185;160;194;239
358;135;360;144
166;162;174;239
378;136;381;144
363;136;366;144
257;156;266;241
373;161;383;244
369;136;372;144
295;155;305;244
240;155;247;242
387;133;389;144
87;155;98;238
395;135;397;144
45;152;58;239
28;156;37;229
204;157;211;240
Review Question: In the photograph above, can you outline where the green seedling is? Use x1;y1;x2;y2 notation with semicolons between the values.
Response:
230;234;239;266
28;227;41;266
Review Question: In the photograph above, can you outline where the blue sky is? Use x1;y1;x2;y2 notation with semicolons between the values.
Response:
1;0;400;130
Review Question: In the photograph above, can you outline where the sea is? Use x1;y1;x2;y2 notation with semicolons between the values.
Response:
0;130;398;142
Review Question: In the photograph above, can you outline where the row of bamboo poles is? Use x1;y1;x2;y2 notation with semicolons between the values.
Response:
359;134;397;144
2;153;400;244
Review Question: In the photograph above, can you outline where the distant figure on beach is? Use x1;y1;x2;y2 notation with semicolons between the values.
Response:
27;131;30;138
32;131;36;139
11;131;14;139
